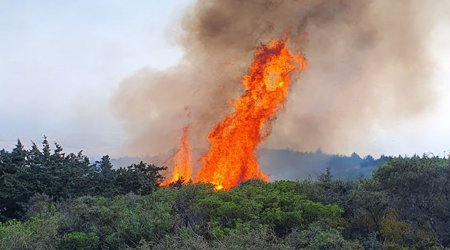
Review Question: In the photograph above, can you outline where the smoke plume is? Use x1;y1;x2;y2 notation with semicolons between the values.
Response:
112;0;440;157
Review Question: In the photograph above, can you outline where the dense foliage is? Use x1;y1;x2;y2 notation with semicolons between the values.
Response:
0;139;165;221
1;140;449;249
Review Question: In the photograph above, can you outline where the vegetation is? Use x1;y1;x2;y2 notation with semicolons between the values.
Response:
1;139;449;249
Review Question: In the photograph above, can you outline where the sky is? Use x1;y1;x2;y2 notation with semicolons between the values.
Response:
0;0;449;158
0;0;193;157
369;19;450;157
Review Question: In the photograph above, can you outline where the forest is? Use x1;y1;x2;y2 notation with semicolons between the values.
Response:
1;139;449;249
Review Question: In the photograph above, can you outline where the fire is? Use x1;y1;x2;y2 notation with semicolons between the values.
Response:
196;38;307;190
161;125;192;186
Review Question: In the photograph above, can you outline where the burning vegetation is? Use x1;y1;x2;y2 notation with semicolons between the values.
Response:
114;0;439;191
163;38;307;190
196;38;307;190
161;125;193;186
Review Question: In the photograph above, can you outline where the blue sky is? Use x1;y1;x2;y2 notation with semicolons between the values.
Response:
1;0;449;158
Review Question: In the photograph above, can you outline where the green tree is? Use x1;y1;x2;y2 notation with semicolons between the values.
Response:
374;155;450;246
0;140;32;220
116;162;166;195
94;155;117;197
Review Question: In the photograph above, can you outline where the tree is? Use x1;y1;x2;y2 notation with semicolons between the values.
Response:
116;162;166;195
374;155;450;246
94;155;117;197
0;140;32;220
380;208;413;249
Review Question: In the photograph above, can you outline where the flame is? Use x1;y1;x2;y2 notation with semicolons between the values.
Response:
196;38;307;190
161;125;192;186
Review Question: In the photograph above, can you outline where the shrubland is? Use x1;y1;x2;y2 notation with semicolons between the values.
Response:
1;140;449;249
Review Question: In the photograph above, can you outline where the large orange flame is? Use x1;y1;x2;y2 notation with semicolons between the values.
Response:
161;125;192;186
196;38;307;190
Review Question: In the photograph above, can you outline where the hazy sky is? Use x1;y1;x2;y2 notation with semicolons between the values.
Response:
0;0;449;158
0;0;192;157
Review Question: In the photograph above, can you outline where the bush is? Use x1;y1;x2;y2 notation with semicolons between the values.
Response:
61;232;99;250
0;217;60;250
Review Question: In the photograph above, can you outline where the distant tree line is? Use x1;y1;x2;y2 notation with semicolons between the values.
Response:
0;139;449;249
259;149;387;181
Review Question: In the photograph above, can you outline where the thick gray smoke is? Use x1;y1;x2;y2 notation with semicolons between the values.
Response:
112;0;440;157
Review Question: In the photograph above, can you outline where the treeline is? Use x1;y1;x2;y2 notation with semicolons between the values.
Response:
1;140;450;249
0;139;166;221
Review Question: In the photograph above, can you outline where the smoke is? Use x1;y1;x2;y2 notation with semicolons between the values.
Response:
112;0;441;157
